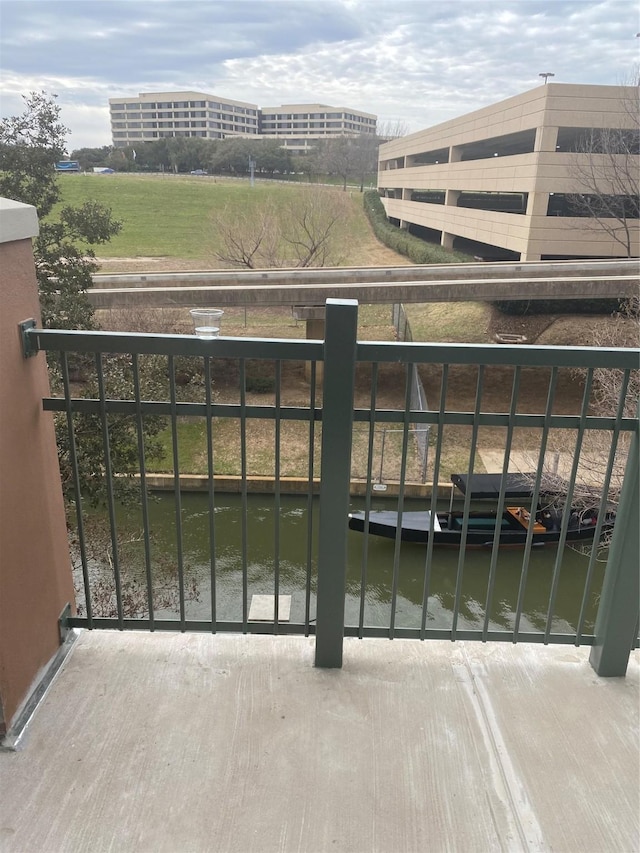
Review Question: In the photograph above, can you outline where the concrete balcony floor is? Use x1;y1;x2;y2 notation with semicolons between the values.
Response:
1;631;638;853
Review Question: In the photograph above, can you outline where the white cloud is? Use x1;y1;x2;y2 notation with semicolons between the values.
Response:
1;0;638;147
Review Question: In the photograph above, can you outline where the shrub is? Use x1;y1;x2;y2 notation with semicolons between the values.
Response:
363;191;473;264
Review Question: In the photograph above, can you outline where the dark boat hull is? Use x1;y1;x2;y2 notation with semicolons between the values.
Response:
348;508;615;547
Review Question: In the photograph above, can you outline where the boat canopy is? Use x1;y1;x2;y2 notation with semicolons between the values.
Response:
451;473;537;499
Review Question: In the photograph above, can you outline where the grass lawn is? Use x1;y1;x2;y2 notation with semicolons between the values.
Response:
405;302;491;343
54;173;386;266
152;417;427;482
148;303;401;478
61;174;612;482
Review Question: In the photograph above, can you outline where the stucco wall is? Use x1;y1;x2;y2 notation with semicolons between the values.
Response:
0;201;75;735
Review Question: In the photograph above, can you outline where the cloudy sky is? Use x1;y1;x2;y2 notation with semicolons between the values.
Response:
1;0;638;150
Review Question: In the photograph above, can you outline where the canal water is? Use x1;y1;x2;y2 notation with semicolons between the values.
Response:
87;492;605;636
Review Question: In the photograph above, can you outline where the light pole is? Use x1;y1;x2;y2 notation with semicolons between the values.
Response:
539;72;555;84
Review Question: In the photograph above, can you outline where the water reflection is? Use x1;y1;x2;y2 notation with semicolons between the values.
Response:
87;492;603;635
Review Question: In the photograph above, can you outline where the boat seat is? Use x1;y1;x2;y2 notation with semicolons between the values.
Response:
507;506;546;533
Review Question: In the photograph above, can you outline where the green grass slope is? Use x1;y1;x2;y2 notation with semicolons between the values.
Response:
53;173;377;264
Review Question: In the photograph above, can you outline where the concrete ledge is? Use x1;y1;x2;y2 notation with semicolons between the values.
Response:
86;274;639;308
91;259;638;288
143;473;453;499
0;198;39;243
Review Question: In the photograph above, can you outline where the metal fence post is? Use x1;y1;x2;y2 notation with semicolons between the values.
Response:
314;299;358;668
589;407;639;677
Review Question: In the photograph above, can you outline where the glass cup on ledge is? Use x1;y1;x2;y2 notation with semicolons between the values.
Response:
190;308;224;339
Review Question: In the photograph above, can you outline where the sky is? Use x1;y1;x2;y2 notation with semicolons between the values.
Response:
1;0;638;151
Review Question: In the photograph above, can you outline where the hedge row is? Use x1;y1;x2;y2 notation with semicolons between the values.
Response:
493;298;625;316
363;191;472;264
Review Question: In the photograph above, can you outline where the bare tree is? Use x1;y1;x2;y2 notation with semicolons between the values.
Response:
524;298;639;544
210;187;350;269
318;130;406;192
319;136;360;191
70;516;200;619
376;119;409;142
567;83;639;257
281;186;351;266
589;295;640;419
211;201;280;269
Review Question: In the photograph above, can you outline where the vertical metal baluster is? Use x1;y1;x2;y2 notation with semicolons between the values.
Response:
205;356;217;631
544;369;595;641
513;367;559;637
576;369;631;641
358;362;379;638
389;364;413;637
314;299;358;668
421;363;448;639
483;366;522;640
95;352;124;629
451;364;484;639
61;351;93;628
168;355;186;630
132;353;155;629
589;400;639;676
305;361;317;635
239;359;249;630
274;360;281;631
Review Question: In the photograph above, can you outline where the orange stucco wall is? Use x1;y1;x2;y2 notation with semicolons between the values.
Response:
0;236;75;735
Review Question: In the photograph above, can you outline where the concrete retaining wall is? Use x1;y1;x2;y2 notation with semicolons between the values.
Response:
143;473;453;500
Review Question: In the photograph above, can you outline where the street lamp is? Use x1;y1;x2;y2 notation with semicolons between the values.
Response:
539;72;555;84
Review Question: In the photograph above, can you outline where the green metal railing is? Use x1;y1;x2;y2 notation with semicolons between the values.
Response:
21;299;639;675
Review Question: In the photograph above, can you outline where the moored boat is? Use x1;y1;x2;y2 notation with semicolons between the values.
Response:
348;472;615;547
348;504;615;547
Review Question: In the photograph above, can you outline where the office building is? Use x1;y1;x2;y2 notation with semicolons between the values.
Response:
109;91;260;145
109;92;376;152
259;103;377;153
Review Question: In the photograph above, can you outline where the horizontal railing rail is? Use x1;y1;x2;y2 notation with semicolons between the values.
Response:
22;299;639;674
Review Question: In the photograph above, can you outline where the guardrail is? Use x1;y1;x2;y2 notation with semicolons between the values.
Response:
92;258;639;288
21;299;639;674
87;257;639;309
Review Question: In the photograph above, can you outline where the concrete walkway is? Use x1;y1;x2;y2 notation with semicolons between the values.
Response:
1;632;638;853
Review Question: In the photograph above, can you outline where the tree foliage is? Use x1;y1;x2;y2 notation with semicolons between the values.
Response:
0;92;166;507
0;91;68;216
69;145;113;171
74;135;295;177
36;202;123;330
0;91;123;330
